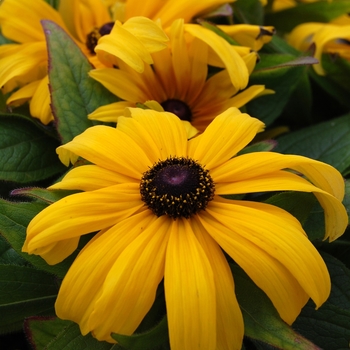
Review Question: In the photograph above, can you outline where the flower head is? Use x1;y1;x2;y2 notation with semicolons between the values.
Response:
90;19;270;132
23;107;347;349
0;0;168;123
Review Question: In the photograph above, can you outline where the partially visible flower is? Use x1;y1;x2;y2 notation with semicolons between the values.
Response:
90;19;271;132
287;22;350;75
269;0;332;12
111;0;231;27
23;107;347;348
0;0;168;124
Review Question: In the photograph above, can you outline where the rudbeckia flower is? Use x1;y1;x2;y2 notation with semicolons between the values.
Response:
287;22;350;75
23;107;347;349
111;0;231;27
90;19;270;131
0;0;168;124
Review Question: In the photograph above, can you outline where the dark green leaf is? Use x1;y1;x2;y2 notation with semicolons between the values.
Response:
232;264;320;349
232;0;264;25
293;253;350;349
0;117;66;183
0;235;26;266
43;20;118;144
25;318;117;350
0;264;57;334
247;62;308;125
238;140;277;155
112;316;168;350
262;34;301;55
275;113;350;174
0;199;79;278
265;1;350;33
264;192;317;226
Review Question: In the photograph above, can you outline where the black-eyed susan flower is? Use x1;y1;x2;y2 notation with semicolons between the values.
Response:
23;107;347;349
89;19;271;132
0;0;168;124
110;0;231;27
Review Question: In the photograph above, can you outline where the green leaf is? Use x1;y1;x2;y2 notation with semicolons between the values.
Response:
238;140;277;155
293;253;350;350
232;0;264;25
274;113;350;174
265;1;350;33
43;20;118;144
232;264;320;349
25;318;118;350
247;61;308;125
0;264;57;334
0;235;26;266
264;192;317;227
11;187;80;204
112;316;169;350
0;199;79;278
0;116;66;183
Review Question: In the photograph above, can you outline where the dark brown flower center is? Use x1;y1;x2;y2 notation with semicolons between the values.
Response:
86;22;114;54
140;157;215;219
161;99;192;122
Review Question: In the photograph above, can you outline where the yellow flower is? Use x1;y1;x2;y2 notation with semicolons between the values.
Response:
287;22;350;75
0;0;168;124
90;19;270;131
111;0;231;27
23;107;347;348
269;0;331;12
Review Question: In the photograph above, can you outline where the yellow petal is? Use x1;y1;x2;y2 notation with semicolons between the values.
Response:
188;108;265;169
184;24;250;90
0;0;67;42
228;85;273;108
55;209;156;339
49;164;137;191
124;109;188;159
89;68;147;102
88;215;170;341
218;24;275;51
23;183;143;262
165;218;216;350
192;216;244;350
122;16;169;52
88;101;133;122
57;125;152;177
211;152;347;241
208;199;331;309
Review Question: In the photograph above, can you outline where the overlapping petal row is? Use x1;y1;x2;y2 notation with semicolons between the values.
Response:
23;107;347;349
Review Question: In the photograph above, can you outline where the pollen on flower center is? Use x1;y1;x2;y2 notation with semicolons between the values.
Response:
140;157;215;219
161;99;192;122
86;22;114;54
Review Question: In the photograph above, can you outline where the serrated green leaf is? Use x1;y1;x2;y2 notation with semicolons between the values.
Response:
112;316;168;350
0;117;66;183
0;199;79;278
43;20;118;144
232;264;320;350
265;1;350;33
11;187;80;204
291;253;350;349
0;264;57;334
275;113;350;174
